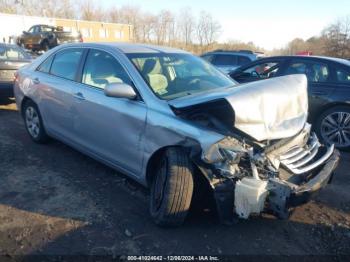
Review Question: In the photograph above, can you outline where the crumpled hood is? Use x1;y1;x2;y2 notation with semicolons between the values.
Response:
169;74;308;141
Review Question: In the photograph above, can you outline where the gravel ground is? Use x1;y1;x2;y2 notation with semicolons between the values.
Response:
0;97;349;259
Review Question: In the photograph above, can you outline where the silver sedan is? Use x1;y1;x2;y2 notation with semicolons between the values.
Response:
14;43;339;226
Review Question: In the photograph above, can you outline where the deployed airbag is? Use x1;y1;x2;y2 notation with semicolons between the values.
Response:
226;75;308;141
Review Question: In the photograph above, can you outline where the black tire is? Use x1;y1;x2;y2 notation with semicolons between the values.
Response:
315;105;350;150
41;40;49;52
23;100;49;143
150;148;194;227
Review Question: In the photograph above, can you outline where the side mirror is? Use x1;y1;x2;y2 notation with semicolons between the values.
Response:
104;83;137;100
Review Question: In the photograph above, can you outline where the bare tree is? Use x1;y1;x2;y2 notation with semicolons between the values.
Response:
117;5;142;41
80;0;105;21
138;13;156;43
177;8;195;46
0;0;17;13
322;16;350;58
196;11;221;52
153;10;175;45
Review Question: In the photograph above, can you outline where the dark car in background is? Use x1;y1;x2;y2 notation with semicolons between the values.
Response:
0;43;32;97
17;24;83;52
201;50;265;74
230;56;350;149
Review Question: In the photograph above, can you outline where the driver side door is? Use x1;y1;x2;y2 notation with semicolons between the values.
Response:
72;48;147;177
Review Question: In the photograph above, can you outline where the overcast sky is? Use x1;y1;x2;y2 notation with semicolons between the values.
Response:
102;0;349;50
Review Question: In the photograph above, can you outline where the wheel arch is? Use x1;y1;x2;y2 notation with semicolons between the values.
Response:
20;96;32;118
311;102;350;124
145;142;207;188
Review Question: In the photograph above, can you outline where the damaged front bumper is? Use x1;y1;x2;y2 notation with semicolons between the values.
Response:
268;148;340;219
288;149;340;205
198;126;340;224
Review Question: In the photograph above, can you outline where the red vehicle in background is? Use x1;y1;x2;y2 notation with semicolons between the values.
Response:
296;51;313;56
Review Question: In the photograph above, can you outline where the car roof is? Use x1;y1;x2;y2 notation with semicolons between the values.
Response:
257;55;350;66
58;42;189;54
202;51;257;57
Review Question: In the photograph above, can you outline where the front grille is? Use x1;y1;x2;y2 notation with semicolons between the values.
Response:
280;133;334;174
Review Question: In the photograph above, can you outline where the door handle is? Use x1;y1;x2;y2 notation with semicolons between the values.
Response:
33;77;40;84
73;92;85;100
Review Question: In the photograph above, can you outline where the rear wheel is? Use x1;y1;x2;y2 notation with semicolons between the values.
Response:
150;148;194;227
315;106;350;150
23;100;49;143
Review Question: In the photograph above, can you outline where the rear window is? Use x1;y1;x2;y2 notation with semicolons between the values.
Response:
50;49;83;81
212;54;237;66
237;56;251;66
0;46;27;60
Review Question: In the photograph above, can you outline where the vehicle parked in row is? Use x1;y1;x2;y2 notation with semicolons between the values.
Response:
14;43;339;226
17;24;83;52
201;50;265;74
0;43;32;97
230;56;350;150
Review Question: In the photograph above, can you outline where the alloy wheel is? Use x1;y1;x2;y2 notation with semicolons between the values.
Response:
320;111;350;148
25;106;40;139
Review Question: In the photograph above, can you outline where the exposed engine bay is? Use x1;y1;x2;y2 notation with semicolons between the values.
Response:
170;75;339;222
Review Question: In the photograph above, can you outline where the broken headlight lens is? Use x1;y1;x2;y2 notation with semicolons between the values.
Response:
202;137;247;164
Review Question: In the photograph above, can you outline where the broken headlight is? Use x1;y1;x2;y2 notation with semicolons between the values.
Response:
202;137;247;164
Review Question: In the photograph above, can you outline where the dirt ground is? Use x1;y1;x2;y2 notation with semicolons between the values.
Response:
0;97;349;259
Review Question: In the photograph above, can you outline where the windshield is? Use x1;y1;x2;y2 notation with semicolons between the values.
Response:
127;53;236;100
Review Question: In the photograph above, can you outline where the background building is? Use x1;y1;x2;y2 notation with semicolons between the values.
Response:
0;12;132;43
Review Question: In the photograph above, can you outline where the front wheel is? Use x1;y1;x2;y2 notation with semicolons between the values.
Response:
315;106;350;150
150;148;194;227
23;100;49;143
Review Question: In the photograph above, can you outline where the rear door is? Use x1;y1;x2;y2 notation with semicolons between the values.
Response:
73;48;147;176
283;59;335;117
331;64;350;103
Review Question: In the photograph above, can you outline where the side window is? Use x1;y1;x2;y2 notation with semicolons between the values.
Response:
33;26;40;33
42;26;53;32
6;47;25;60
82;49;132;89
37;55;54;73
212;54;237;66
286;61;329;82
335;68;350;83
0;46;7;59
237;56;251;66
243;61;280;79
50;49;83;81
0;46;25;60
